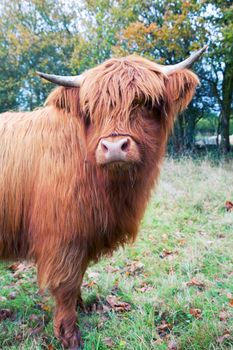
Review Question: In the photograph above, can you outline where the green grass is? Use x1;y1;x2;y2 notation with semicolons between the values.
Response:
0;157;233;350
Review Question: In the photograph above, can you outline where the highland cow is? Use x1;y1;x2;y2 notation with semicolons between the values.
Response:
0;47;206;349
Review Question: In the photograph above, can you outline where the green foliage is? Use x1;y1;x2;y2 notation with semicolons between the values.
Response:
0;0;78;111
0;0;232;152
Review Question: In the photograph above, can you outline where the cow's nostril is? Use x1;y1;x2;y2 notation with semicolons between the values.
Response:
121;139;129;152
101;142;108;153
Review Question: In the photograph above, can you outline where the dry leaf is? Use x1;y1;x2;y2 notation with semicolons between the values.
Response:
189;308;202;319
106;295;131;312
168;340;178;350
178;238;186;245
0;309;13;321
29;314;41;322
157;320;172;332
160;249;177;259
42;304;52;312
217;330;232;343
15;333;23;341
169;266;175;275
28;323;44;336
225;201;233;212
87;271;100;279
97;315;108;329
47;345;55;350
124;261;144;276
8;262;34;279
229;299;233;307
136;282;153;293
103;337;114;347
8;262;23;272
82;280;97;288
8;292;17;300
186;278;205;289
105;265;119;273
219;310;230;321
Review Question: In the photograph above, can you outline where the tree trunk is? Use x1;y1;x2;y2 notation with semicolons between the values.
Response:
172;115;185;154
220;62;233;153
220;109;230;152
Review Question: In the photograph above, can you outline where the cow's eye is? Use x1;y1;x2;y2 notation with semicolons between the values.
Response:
84;114;91;128
144;98;153;110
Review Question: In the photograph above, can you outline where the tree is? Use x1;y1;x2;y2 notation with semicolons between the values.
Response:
202;1;233;153
112;1;208;152
111;0;233;153
0;0;78;111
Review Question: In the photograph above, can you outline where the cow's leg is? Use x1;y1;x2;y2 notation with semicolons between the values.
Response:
51;285;82;350
76;267;87;312
76;288;85;311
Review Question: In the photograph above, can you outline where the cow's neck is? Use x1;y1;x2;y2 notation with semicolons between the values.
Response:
83;162;158;261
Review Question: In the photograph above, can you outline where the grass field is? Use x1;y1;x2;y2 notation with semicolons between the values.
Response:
0;157;233;350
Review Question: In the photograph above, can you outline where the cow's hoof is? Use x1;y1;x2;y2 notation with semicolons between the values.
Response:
56;325;83;349
76;296;87;313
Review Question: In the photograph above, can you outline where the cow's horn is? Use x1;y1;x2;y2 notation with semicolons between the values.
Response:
162;45;207;75
36;71;83;87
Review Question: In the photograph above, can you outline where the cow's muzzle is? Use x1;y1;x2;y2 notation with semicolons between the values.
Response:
96;135;140;166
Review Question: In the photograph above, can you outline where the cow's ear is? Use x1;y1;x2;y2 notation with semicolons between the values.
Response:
166;69;199;114
46;87;80;116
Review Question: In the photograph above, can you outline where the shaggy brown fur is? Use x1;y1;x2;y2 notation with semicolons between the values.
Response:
0;55;199;349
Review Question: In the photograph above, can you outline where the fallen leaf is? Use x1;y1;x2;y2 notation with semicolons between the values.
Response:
106;295;131;312
189;308;202;319
43;304;52;312
87;271;100;279
28;323;44;336
229;299;233;307
160;249;173;258
157;320;172;332
217;234;225;239
28;316;44;336
82;280;97;288
217;330;232;343
225;201;233;212
178;238;186;245
103;337;114;347
29;314;41;322
8;292;17;300
157;320;172;339
47;345;55;350
169;266;175;275
124;261;144;276
8;261;35;278
105;265;119;273
15;333;23;341
8;262;22;272
168;340;178;350
0;309;13;321
219;310;230;321
136;282;153;293
160;249;177;259
186;278;205;289
97;315;108;329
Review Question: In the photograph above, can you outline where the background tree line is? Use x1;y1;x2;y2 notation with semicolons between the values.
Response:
0;0;232;154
